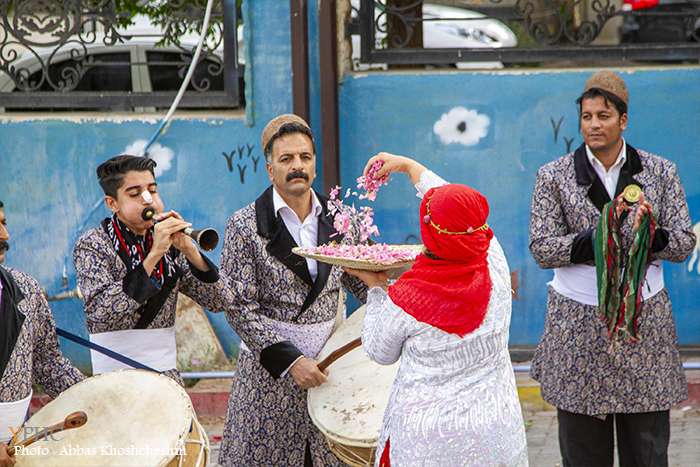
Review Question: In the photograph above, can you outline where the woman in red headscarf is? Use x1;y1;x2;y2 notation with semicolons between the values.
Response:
345;153;528;467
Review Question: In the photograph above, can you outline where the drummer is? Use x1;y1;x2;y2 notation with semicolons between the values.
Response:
344;153;528;466
73;155;234;382
218;114;367;466
0;200;85;465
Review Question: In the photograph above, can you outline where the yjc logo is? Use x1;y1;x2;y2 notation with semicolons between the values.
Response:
8;425;63;444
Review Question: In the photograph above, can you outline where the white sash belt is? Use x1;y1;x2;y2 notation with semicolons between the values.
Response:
549;260;664;306
240;315;335;359
89;327;177;374
0;390;32;443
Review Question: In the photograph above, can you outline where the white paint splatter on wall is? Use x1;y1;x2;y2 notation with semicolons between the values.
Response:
687;221;700;275
124;140;175;177
433;107;490;147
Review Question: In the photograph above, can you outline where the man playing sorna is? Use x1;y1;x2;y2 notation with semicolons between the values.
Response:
73;155;233;381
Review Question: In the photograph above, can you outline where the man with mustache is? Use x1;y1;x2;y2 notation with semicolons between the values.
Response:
529;71;695;467
0;200;84;466
218;114;366;466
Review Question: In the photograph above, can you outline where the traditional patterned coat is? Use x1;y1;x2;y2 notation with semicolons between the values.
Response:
0;267;84;404
529;143;696;416
73;227;233;378
218;186;367;466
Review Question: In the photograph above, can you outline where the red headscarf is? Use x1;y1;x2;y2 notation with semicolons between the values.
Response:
388;184;493;337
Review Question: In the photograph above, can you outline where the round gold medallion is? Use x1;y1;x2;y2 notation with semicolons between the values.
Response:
622;184;642;203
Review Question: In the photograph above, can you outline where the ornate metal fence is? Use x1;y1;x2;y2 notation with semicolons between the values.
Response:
0;0;242;110
350;0;700;65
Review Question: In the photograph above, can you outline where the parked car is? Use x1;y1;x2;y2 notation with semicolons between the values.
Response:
621;0;700;43
350;1;518;70
0;15;243;110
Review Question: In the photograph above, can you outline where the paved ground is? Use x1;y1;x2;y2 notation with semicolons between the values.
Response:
524;408;700;467
201;408;700;466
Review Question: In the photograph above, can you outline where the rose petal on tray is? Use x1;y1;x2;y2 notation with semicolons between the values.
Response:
292;244;424;271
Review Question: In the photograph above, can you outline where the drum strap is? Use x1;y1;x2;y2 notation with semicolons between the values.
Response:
56;327;158;372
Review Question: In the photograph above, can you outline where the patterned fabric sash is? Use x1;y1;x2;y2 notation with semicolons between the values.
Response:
594;201;656;341
101;214;180;287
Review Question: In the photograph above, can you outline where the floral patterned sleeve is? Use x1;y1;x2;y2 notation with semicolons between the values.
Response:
73;231;145;332
652;162;696;262
362;287;413;365
30;285;85;397
220;214;289;358
177;253;234;313
529;166;579;269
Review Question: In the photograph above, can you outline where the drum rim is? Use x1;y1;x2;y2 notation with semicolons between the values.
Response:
22;369;194;466
307;306;381;450
308;401;377;448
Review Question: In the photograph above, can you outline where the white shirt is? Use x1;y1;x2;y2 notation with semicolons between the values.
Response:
273;187;323;282
585;140;627;199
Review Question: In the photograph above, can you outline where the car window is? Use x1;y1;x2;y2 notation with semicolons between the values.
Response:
16;52;132;92
146;51;224;92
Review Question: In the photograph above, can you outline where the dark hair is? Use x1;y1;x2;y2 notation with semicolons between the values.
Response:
96;155;157;197
0;200;3;208
576;88;627;118
264;122;315;162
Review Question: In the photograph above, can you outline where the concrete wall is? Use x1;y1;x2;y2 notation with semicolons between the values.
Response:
0;0;299;371
338;67;700;345
1;0;698;373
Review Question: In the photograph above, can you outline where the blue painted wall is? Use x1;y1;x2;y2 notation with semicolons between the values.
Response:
0;0;299;371
1;0;698;374
338;68;700;345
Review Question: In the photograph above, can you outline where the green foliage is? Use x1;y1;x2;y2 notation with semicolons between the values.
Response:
111;0;242;48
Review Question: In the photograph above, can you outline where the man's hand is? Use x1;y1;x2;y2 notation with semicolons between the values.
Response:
151;211;192;256
632;193;653;232
0;443;16;467
343;268;389;289
142;211;192;275
363;152;427;184
614;194;629;219
289;357;327;390
163;211;211;271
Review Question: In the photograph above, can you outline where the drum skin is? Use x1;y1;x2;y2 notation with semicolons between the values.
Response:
16;370;207;467
308;306;399;465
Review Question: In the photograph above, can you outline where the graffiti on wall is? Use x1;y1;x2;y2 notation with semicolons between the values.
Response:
222;143;259;184
550;116;575;153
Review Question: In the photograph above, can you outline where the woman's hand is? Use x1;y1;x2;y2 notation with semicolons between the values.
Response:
363;152;427;184
343;268;389;289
